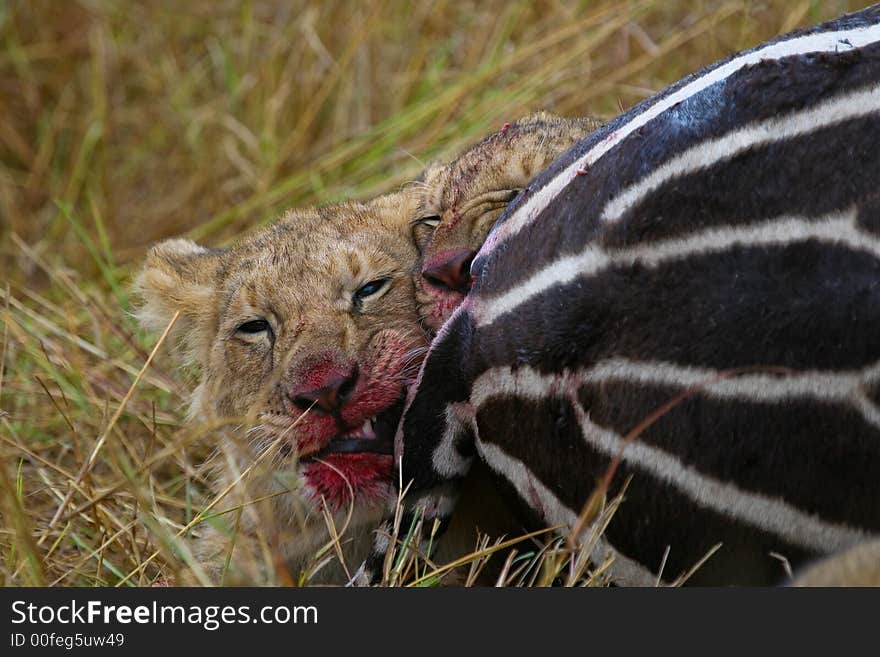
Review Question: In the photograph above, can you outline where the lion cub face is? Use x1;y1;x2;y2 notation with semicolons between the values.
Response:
412;113;600;331
137;192;426;524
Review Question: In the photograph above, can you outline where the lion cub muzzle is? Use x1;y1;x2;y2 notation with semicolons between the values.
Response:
273;326;418;511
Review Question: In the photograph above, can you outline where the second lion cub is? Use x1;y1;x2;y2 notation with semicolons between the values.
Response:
412;113;600;331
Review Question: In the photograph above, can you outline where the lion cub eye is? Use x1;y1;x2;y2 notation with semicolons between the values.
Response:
353;278;390;303
236;319;271;336
415;215;441;228
412;216;441;253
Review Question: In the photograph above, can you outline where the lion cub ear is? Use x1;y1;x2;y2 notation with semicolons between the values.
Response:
135;238;226;336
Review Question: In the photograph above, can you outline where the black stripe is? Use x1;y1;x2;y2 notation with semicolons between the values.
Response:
474;241;880;372
475;396;814;585
870;380;880;405
577;380;880;530
859;194;880;235
397;311;476;491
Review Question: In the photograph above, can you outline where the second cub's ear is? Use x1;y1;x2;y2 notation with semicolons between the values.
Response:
134;238;227;334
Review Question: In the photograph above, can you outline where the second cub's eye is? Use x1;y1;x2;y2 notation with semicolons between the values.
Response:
354;278;390;302
237;319;270;334
416;215;441;228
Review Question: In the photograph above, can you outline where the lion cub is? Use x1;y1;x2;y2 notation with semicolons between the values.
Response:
412;113;601;331
136;191;428;584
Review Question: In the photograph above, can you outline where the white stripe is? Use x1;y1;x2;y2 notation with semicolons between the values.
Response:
470;364;874;553
855;392;880;434
471;358;880;431
601;84;880;222
407;485;460;521
476;246;608;327
431;404;474;477
485;21;880;253
371;525;391;557
476;208;880;326
586;358;880;406
569;403;869;553
476;440;659;586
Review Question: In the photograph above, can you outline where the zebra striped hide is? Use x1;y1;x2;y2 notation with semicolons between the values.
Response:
374;5;880;586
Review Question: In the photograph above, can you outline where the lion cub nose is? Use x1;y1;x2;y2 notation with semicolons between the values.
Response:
422;248;476;295
290;364;359;414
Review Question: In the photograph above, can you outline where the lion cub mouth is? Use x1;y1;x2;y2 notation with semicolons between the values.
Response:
303;395;405;461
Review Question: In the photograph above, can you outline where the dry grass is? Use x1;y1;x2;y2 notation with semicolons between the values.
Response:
0;0;867;586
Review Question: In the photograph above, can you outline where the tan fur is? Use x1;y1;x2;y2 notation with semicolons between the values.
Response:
136;190;429;584
412;112;602;330
791;539;880;587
